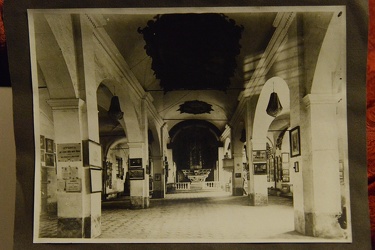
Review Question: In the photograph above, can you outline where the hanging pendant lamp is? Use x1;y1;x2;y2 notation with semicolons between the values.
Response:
266;84;283;117
108;96;124;121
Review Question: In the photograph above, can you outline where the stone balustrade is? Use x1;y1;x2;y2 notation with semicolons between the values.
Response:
175;182;191;190
204;181;220;189
174;181;220;191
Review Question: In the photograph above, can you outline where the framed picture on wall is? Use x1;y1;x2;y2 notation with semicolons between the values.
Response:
254;163;267;175
269;157;274;182
146;165;150;174
252;150;267;162
154;173;161;181
290;126;301;157
40;135;45;149
294;161;299;172
282;176;290;182
45;153;55;167
129;168;144;180
129;158;142;168
45;138;54;153
90;168;102;193
40;150;45;162
83;140;102;168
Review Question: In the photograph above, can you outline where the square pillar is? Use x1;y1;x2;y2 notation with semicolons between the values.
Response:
248;138;268;206
48;99;101;238
232;153;244;196
297;94;344;238
128;142;149;209
165;149;174;184
217;147;224;189
151;156;165;198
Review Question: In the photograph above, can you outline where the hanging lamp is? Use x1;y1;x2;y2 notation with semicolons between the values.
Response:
108;96;124;121
266;83;283;117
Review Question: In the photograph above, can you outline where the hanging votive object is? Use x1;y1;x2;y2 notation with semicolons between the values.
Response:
108;96;124;121
266;92;283;117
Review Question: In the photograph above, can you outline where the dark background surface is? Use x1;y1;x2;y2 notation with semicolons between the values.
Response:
1;0;370;249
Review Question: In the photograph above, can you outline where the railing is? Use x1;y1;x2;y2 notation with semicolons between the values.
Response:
204;181;220;189
174;181;220;191
175;182;191;190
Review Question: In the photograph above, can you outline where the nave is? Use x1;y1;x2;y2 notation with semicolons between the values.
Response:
39;190;339;242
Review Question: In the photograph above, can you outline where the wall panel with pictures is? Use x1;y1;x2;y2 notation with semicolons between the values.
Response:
104;161;113;189
267;155;275;182
116;156;124;179
274;156;279;181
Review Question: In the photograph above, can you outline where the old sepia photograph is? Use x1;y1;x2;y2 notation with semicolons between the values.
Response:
28;6;350;243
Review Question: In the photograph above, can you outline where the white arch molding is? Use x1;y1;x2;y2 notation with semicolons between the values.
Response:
98;78;143;142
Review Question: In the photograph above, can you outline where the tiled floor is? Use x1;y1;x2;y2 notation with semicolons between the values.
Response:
38;190;342;242
100;191;295;242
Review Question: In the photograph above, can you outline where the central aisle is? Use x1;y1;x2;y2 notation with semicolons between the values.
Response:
99;190;303;242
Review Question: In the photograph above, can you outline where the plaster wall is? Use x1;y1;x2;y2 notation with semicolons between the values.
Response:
105;143;128;195
38;90;58;214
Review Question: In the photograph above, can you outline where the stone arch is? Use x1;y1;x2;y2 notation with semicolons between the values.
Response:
105;138;129;161
169;120;220;183
309;12;344;94
147;119;162;157
35;14;78;99
98;79;143;142
223;137;232;158
230;121;245;163
169;119;221;144
293;11;348;238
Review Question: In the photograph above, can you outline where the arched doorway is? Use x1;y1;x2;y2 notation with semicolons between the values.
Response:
169;120;221;191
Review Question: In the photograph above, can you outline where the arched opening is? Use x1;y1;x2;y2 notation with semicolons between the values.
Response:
96;83;128;200
249;77;290;206
169;120;221;190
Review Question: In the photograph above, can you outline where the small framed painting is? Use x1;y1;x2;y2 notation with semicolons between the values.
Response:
45;138;54;153
45;153;55;167
154;173;161;181
294;161;300;173
129;168;144;180
40;135;45;149
129;158;142;168
90;168;102;193
290;126;301;157
252;150;267;162
254;163;267;175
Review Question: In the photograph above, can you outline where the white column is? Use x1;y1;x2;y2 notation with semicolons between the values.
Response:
128;142;149;208
231;152;243;196
248;138;268;206
166;149;174;183
151;155;165;198
48;98;101;238
218;146;224;189
297;94;344;238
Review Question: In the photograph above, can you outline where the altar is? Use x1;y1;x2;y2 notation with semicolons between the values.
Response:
181;168;211;190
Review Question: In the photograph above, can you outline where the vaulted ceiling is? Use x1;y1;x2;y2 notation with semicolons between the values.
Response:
33;9;303;141
101;11;277;132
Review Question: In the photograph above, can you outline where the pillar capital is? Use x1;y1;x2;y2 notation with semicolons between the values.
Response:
303;94;340;107
47;98;84;110
232;153;243;157
127;142;145;149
